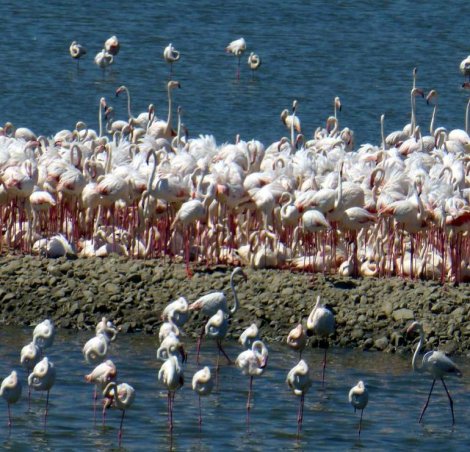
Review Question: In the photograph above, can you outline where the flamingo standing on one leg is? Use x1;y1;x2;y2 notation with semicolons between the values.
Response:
247;52;261;80
69;41;87;69
33;318;55;351
0;370;22;429
28;357;56;429
407;321;462;425
349;380;369;435
239;323;260;349
102;381;135;447
163;43;180;77
235;340;269;428
306;295;335;386
20;341;40;408
205;309;231;367
286;360;312;438
192;366;214;428
225;37;246;80
158;355;184;431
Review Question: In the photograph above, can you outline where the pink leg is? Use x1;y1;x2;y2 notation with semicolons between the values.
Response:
118;409;125;446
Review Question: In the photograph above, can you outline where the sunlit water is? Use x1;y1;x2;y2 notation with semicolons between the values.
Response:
1;1;469;148
1;326;470;451
1;0;470;450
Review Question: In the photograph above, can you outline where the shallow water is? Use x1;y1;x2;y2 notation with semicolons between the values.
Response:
1;326;470;451
1;1;469;148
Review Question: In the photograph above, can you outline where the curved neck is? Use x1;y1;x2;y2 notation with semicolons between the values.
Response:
430;104;437;136
380;114;385;149
230;271;241;314
411;328;425;373
124;87;132;119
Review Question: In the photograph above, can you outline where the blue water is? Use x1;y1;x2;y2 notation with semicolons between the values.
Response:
1;1;469;148
1;1;470;449
1;326;470;451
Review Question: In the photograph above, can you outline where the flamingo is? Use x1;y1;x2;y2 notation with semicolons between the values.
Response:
286;359;312;437
460;55;470;82
33;319;55;350
286;323;307;359
349;380;369;435
20;341;40;407
0;370;22;428
156;332;187;363
407;321;462;425
69;41;87;68
158;321;181;343
104;35;120;56
225;37;246;80
147;80;180;140
94;49;114;74
83;333;113;365
239;323;260;349
192;366;214;427
158;355;184;430
205;309;231;365
306;295;335;385
28;357;56;428
161;296;189;328
247;52;261;79
235;340;269;427
280;100;301;146
95;316;119;341
189;267;247;363
163;43;180;76
85;360;117;425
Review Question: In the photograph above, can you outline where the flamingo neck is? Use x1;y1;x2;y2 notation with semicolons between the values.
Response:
230;271;240;314
165;86;173;136
411;328;425;373
465;98;470;134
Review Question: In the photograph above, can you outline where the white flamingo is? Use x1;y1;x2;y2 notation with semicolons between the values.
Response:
286;359;312;437
163;43;180;76
28;357;56;427
407;320;462;425
104;35;120;56
0;370;22;428
192;366;214;426
225;37;246;79
247;52;261;79
349;380;369;435
69;41;87;68
158;355;184;431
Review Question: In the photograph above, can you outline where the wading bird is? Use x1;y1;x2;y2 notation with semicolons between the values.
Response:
0;370;22;429
192;366;214;427
225;37;246;80
247;52;261;79
286;360;312;438
163;43;180;76
407;320;462;425
28;357;56;428
69;41;87;68
349;380;369;435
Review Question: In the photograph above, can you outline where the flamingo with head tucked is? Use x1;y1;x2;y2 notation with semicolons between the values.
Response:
158;355;184;431
349;380;369;435
286;359;312;437
247;52;261;79
163;43;180;76
192;366;214;427
235;340;268;427
0;370;22;429
28;357;56;428
69;41;87;69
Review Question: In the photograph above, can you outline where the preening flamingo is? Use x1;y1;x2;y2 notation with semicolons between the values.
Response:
306;295;335;385
0;370;22;428
94;49;113;73
349;380;369;435
407;321;462;425
235;340;269;427
225;37;246;80
33;319;55;350
102;381;135;447
156;332;187;363
28;357;56;428
69;41;87;68
247;52;261;79
192;366;214;426
239;323;260;349
205;309;231;365
161;296;189;328
104;35;120;56
286;359;312;437
286;323;307;359
163;43;180;76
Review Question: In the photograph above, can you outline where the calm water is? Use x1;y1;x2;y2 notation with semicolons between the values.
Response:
1;326;470;451
1;1;469;148
1;1;470;449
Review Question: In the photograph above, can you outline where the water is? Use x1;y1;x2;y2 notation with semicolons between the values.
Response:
0;326;470;451
1;1;469;149
1;1;470;449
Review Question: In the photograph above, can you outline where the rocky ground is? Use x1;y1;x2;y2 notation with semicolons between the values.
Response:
1;254;470;356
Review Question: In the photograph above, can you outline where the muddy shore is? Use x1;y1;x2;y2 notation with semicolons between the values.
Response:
1;255;469;356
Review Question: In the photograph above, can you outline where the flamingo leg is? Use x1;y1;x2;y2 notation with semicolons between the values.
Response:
217;339;232;365
297;394;305;438
321;345;328;387
237;56;241;80
118;409;126;447
419;378;435;423
198;395;202;429
246;376;253;428
358;408;364;435
196;325;205;365
93;385;98;426
44;390;50;430
441;378;455;425
7;403;12;429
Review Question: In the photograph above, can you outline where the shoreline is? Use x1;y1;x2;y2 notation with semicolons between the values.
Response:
1;254;469;356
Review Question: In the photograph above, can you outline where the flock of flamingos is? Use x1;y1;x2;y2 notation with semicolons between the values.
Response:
0;37;469;445
0;37;470;285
